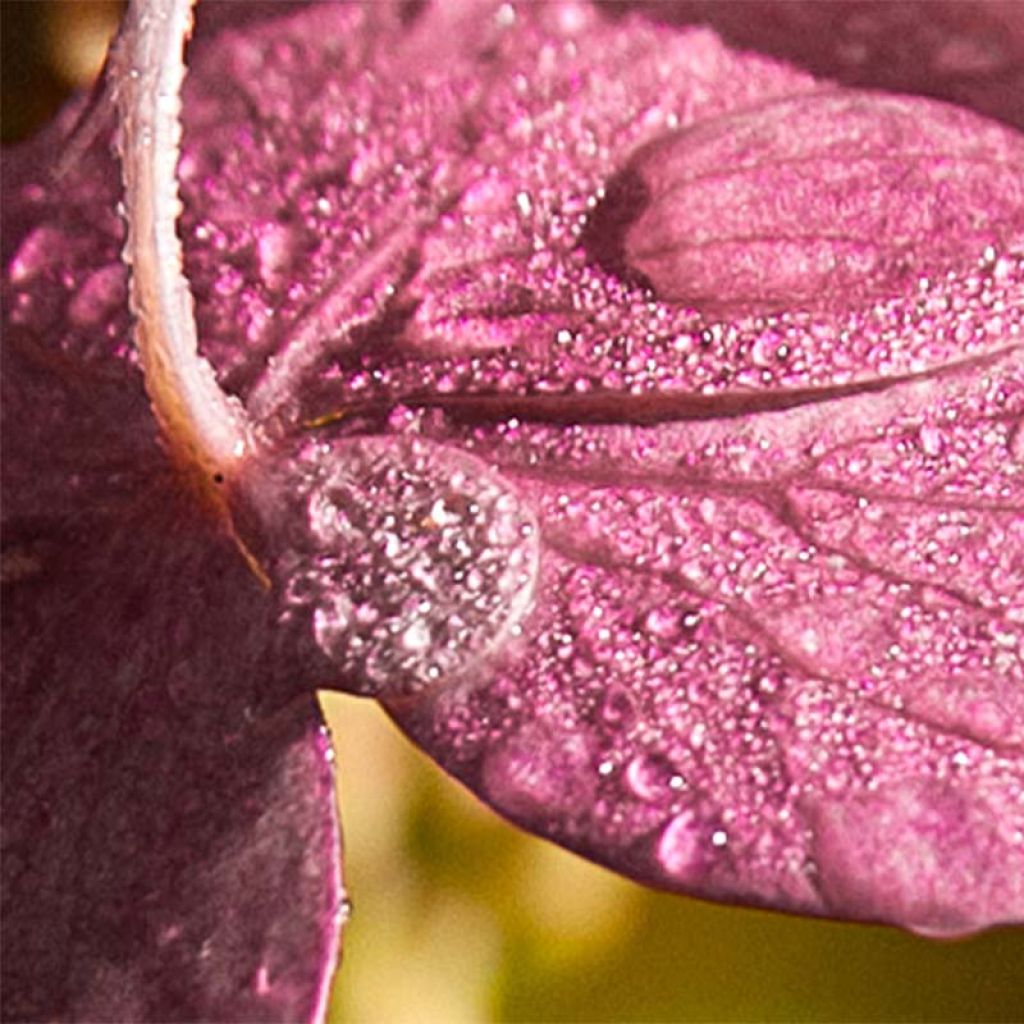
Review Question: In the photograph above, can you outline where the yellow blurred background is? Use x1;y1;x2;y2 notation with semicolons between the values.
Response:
4;3;1023;1021
321;693;1024;1023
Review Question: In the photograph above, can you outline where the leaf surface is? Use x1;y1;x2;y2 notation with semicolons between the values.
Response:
169;1;1023;936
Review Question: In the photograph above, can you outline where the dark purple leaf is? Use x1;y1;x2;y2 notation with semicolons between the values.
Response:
0;332;343;1019
1;4;344;1021
3;0;1023;1019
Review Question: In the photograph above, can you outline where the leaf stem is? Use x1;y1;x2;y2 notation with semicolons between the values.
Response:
111;0;253;491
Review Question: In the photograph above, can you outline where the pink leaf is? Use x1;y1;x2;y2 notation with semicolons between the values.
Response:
174;1;1018;937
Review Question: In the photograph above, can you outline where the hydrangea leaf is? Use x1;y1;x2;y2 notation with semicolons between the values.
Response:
166;1;1021;937
1;6;343;1021
158;0;1024;936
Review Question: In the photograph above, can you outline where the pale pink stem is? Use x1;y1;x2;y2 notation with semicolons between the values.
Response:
111;0;253;488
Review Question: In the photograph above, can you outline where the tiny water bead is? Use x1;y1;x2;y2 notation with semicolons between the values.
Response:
280;435;540;698
656;810;706;884
624;752;686;803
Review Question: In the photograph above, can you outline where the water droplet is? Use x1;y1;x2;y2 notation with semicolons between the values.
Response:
285;436;539;697
338;897;353;925
313;593;353;646
254;964;271;997
917;424;944;457
495;3;516;28
400;619;431;652
598;685;634;727
657;810;705;883
643;606;680;640
809;780;1021;935
625;753;684;803
257;222;299;291
8;225;66;284
68;263;127;328
1009;423;1024;463
481;724;596;823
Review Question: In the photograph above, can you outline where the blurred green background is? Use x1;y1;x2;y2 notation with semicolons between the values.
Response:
4;2;1024;1021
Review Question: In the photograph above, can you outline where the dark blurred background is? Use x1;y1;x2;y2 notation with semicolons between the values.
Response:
2;1;122;143
4;3;1024;1021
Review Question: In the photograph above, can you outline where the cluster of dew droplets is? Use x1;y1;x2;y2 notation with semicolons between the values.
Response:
281;435;540;698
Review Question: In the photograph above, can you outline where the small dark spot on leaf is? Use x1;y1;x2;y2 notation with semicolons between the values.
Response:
458;114;484;150
399;0;427;28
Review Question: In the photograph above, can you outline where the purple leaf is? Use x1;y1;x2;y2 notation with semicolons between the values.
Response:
1;326;343;1019
1;3;343;1020
2;0;1023;1018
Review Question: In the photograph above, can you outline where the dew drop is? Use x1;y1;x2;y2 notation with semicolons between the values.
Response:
481;724;596;823
68;264;127;328
254;964;271;997
313;593;353;650
688;722;707;750
643;606;681;640
917;424;944;457
656;810;705;883
283;436;539;697
625;753;684;803
905;919;968;938
1009;422;1024;463
256;222;300;291
8;224;66;284
598;685;634;727
400;619;431;652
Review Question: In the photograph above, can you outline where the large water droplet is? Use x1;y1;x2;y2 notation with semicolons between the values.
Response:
808;779;1024;934
284;436;539;697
